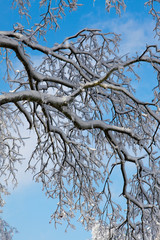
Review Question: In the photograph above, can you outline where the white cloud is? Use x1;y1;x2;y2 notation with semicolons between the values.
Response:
13;130;37;192
111;18;157;55
3;124;37;193
90;13;158;56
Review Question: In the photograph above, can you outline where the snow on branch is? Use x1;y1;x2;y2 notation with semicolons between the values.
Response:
1;26;160;238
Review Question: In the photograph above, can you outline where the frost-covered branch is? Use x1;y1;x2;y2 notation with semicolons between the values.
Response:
1;1;160;239
1;27;160;238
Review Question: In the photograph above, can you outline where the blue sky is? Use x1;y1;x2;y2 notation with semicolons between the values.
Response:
0;1;159;239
